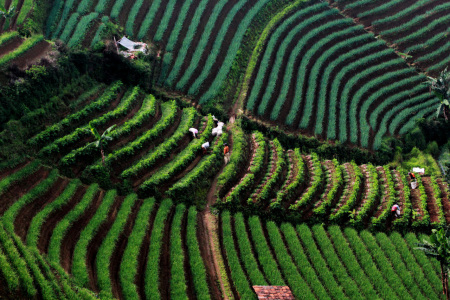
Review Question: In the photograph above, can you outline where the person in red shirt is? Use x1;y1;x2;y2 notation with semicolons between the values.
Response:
224;143;230;165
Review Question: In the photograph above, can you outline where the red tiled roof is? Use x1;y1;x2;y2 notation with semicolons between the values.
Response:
252;286;295;299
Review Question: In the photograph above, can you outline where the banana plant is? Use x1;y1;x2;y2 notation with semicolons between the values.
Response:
424;67;450;120
0;5;15;31
416;227;450;299
84;122;116;165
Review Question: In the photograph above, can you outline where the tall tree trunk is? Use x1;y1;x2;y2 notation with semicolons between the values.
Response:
442;264;449;300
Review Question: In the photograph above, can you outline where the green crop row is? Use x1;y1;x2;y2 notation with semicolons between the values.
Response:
314;159;343;217
316;39;384;136
351;164;379;226
359;229;415;299
342;59;410;143
398;101;438;135
51;0;76;38
0;31;19;46
359;74;423;147
404;232;442;284
328;226;380;298
0;245;19;292
280;223;334;299
294;223;347;298
186;207;211;299
306;33;374;135
258;9;336;118
125;0;145;36
167;132;227;203
110;0;126;20
144;198;172;300
96;193;138;296
311;224;363;298
174;0;232;91
221;211;256;299
327;48;393;140
240;0;314;112
169;204;188;299
271;149;304;210
357;0;400;18
250;139;285;205
138;115;214;195
61;92;156;169
99;100;177;170
153;0;177;42
217;125;248;198
225;132;266;203
16;0;34;26
3;225;58;299
0;35;43;68
233;212;267;285
26;180;80;249
91;16;109;48
283;21;359;126
330;162;363;222
29;81;123;149
40;86;138;158
136;0;163;39
343;227;407;299
163;0;209;87
2;169;58;233
67;12;99;48
76;0;94;15
343;0;384;10
415;41;450;64
119;197;155;300
48;184;98;265
381;3;450;38
245;2;326;111
72;189;117;288
289;153;324;210
197;0;273;104
395;15;450;46
413;176;430;228
248;215;285;285
0;223;32;295
0;160;40;196
94;0;112;13
45;0;65;36
392;170;412;229
372;0;434;26
430;176;445;224
266;221;315;299
376;232;437;297
59;13;80;43
372;166;397;229
121;107;196;180
390;232;441;294
379;94;435;143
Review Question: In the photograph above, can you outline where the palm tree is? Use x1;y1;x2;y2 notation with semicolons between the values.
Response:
424;67;450;120
416;227;450;299
84;122;116;165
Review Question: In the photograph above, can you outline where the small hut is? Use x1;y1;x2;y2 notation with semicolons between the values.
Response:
252;286;295;299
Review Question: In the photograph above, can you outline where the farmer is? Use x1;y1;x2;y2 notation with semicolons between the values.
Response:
189;128;198;139
410;172;416;181
391;203;401;218
201;141;210;154
224;143;230;165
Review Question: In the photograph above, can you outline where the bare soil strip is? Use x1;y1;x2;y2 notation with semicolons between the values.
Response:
421;177;440;224
0;37;24;58
159;208;175;299
9;40;52;69
14;177;69;241
38;185;87;254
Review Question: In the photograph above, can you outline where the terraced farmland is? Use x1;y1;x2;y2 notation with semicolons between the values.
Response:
0;158;445;299
217;129;450;230
243;0;439;149
23;81;226;200
333;0;450;77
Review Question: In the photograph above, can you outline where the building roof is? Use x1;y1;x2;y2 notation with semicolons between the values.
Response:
253;286;295;299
